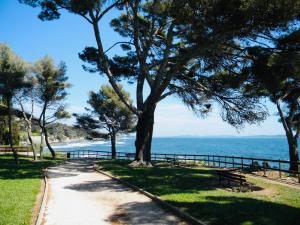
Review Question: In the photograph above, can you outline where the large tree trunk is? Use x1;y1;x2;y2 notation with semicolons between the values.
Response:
7;99;19;165
287;135;299;172
111;133;116;159
276;100;299;172
132;106;155;166
44;127;56;160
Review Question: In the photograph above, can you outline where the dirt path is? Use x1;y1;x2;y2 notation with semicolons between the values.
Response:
43;160;188;225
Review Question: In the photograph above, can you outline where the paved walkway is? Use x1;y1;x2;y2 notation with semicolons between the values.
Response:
43;160;188;225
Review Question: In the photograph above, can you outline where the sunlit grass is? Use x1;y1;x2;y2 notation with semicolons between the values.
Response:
0;155;64;225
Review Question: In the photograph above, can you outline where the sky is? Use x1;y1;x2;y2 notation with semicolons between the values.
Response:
0;0;285;137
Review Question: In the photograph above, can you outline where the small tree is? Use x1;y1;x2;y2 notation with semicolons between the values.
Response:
15;73;38;160
34;56;71;159
243;30;300;171
74;85;135;159
0;44;28;164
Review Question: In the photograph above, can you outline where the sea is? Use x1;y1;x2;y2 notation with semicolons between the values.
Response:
52;136;299;161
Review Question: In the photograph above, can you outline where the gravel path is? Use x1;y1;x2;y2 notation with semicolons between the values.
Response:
43;160;188;225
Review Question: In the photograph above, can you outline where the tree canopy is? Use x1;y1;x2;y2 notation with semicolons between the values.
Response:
242;29;300;170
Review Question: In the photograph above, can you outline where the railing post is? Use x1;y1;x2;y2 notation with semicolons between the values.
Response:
241;157;244;170
213;155;215;166
225;156;227;168
298;162;300;183
194;155;196;165
218;156;220;167
232;156;235;168
263;160;266;176
279;160;282;179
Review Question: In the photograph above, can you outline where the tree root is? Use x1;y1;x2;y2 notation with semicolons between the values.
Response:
129;160;153;168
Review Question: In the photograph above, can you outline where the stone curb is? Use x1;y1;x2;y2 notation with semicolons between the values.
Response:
35;169;48;225
93;165;208;225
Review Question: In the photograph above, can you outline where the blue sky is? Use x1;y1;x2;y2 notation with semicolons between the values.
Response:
0;0;284;136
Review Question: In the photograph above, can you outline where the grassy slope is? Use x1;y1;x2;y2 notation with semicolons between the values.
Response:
100;160;300;225
0;156;63;225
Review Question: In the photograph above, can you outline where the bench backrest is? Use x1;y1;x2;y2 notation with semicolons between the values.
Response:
216;170;246;182
0;146;29;152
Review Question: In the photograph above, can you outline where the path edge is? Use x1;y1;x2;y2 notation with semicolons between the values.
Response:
93;165;207;225
35;169;48;225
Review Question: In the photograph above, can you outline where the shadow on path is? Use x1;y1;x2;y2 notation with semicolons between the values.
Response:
109;201;183;225
64;179;133;192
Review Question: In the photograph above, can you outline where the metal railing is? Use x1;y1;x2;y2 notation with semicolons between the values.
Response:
60;150;300;183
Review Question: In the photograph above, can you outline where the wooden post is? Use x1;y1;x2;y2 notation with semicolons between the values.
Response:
298;161;300;183
225;156;227;168
263;160;266;176
241;157;244;170
213;155;215;166
218;156;221;167
232;156;235;168
279;160;282;179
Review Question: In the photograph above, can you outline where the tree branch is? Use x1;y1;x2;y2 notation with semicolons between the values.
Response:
276;98;292;135
89;9;139;115
157;91;175;101
97;0;123;22
104;41;134;54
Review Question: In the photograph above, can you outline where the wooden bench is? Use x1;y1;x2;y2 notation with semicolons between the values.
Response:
0;146;29;152
216;169;253;191
125;153;135;159
165;157;179;166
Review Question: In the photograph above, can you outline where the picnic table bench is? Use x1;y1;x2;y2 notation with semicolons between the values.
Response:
216;169;253;191
125;153;135;159
165;157;179;166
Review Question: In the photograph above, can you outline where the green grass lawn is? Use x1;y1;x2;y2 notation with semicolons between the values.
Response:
99;160;300;225
0;155;63;225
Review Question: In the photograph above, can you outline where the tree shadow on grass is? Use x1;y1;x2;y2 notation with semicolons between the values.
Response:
100;160;222;195
167;196;300;225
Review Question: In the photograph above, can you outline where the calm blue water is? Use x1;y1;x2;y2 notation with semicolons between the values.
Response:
53;136;299;161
